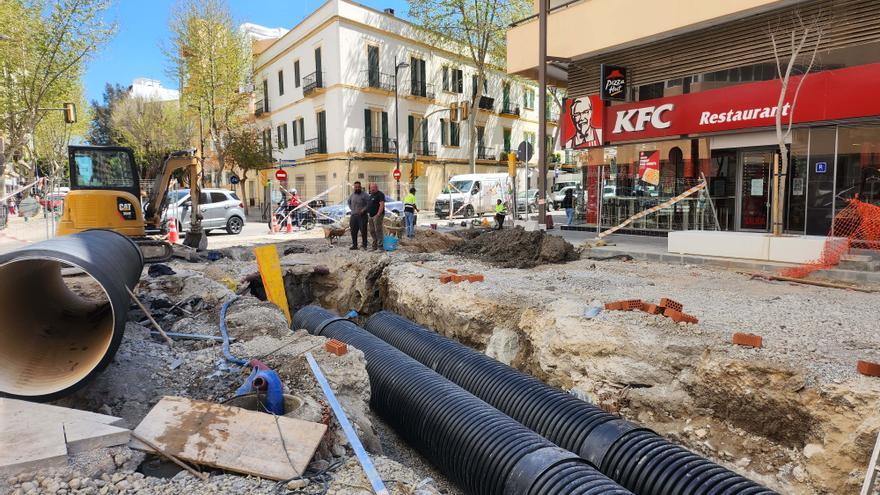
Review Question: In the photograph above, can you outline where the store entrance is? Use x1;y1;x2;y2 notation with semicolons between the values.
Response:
738;149;775;231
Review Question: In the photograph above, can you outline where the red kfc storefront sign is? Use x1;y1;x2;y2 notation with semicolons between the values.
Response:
562;62;880;148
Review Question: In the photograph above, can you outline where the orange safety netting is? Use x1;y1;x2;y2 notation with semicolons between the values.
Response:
781;198;880;278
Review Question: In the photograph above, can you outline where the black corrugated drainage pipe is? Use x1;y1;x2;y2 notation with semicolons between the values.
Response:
293;305;633;495
0;230;143;401
364;311;778;495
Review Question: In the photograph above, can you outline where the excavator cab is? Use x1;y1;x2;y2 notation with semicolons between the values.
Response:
58;145;205;261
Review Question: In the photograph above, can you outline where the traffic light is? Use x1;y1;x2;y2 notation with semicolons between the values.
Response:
414;160;424;177
507;152;517;177
63;103;77;124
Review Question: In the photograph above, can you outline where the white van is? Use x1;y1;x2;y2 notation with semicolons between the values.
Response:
434;173;511;218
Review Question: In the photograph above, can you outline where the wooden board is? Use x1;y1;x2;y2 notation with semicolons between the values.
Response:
254;244;291;324
129;396;327;480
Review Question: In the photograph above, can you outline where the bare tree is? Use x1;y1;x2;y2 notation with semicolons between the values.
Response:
769;11;829;235
226;125;273;215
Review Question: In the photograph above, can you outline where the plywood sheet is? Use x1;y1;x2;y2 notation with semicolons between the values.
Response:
129;396;327;480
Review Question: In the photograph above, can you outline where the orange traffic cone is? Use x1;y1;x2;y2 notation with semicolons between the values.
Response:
168;217;179;243
286;212;293;233
270;213;278;233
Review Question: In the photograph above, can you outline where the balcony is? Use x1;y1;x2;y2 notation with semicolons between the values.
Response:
477;145;496;160
303;71;325;95
500;103;520;116
255;99;267;116
478;96;495;111
546;107;560;121
409;81;435;100
360;69;394;92
304;138;326;156
410;140;436;157
364;136;396;154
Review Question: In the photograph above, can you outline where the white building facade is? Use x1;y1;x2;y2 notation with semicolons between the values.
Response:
249;0;556;210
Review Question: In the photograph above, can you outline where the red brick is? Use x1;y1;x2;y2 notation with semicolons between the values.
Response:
451;274;465;283
663;308;685;322
446;268;459;273
640;303;662;315
658;298;684;312
857;360;880;377
439;274;453;284
732;333;763;348
466;274;484;283
325;339;348;356
620;299;643;311
604;301;623;311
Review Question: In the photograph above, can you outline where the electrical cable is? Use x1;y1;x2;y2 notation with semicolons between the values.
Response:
219;295;248;366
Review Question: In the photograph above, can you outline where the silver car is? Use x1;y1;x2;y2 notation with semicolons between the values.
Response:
163;188;246;235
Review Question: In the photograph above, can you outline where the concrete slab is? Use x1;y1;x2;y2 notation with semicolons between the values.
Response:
0;423;67;477
65;420;131;454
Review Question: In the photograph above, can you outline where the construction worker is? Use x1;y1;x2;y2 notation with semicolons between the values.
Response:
494;199;507;230
404;187;418;239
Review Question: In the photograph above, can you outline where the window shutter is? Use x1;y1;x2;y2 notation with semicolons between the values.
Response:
299;118;304;143
294;61;300;87
440;118;447;145
292;120;298;146
442;67;448;91
407;115;414;149
421;117;428;145
381;112;389;152
364;109;372;151
278;70;284;96
410;57;418;95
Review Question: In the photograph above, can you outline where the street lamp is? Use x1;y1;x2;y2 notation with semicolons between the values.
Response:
393;57;409;200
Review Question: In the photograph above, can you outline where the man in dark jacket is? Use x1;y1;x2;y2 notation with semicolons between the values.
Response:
347;181;369;250
562;188;575;225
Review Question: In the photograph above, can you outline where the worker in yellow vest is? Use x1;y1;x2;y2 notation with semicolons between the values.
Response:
404;187;419;238
494;199;507;230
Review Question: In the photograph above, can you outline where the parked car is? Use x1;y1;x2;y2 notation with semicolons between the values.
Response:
317;195;403;225
515;189;538;213
162;188;246;235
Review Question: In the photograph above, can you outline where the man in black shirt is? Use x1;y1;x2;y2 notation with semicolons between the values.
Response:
347;181;370;249
367;182;385;250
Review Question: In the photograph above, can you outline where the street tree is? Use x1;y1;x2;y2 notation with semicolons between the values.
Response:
168;0;251;177
32;78;89;181
88;83;127;145
0;0;115;192
111;96;194;179
408;0;531;172
769;10;829;235
226;125;273;214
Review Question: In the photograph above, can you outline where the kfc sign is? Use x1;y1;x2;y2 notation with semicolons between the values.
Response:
602;62;880;143
561;96;604;149
600;64;627;101
612;104;674;133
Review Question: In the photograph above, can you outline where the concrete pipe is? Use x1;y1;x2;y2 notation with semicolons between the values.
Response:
0;230;143;401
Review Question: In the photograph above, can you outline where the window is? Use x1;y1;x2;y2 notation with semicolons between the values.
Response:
368;45;380;87
524;131;536;152
502;82;511;110
210;191;227;203
316;110;327;153
449;121;460;146
276;123;288;149
294;60;300;88
503;128;512;153
523;87;535;110
315;174;327;196
451;68;463;93
278;70;284;96
442;66;449;91
262;128;271;153
292;120;299;146
295;176;306;197
297;117;304;144
471;74;488;97
70;149;135;190
408;114;428;154
262;79;269;112
410;56;427;97
440;118;447;145
638;82;664;101
364;108;390;152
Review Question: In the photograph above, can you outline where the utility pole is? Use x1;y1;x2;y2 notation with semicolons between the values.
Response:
537;0;548;227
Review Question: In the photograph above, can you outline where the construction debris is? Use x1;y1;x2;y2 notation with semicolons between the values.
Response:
130;396;327;481
605;297;699;324
447;226;578;268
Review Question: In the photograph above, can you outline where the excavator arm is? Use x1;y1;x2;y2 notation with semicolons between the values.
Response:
143;149;206;250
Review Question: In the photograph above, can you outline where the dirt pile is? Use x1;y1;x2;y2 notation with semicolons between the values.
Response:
399;229;463;253
448;226;578;268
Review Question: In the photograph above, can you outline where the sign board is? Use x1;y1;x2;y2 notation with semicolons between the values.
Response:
598;62;880;144
638;150;660;185
560;96;605;149
392;168;401;181
275;169;288;181
278;159;297;166
815;161;828;173
600;64;627;101
229;175;240;185
517;141;534;162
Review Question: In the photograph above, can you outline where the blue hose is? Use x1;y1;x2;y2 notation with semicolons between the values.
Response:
219;295;248;366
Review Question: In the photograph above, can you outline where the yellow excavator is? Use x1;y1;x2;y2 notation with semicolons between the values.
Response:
57;145;207;262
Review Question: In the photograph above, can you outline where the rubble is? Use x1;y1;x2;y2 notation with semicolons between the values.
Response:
447;226;578;268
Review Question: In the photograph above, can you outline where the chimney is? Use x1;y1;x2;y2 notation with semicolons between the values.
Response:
384;8;395;16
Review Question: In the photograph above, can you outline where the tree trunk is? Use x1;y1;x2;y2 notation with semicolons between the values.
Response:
239;170;249;216
466;70;485;174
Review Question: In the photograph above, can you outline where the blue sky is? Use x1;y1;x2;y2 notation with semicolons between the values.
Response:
84;0;410;104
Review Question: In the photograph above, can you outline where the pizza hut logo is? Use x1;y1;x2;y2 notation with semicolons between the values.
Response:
601;65;627;101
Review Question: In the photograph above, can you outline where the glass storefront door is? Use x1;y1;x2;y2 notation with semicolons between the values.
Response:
738;149;773;231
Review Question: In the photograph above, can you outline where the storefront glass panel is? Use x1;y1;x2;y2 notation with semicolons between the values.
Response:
806;127;836;235
834;126;880;211
786;129;809;234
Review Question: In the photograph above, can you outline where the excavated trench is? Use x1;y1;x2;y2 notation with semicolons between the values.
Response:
277;249;880;495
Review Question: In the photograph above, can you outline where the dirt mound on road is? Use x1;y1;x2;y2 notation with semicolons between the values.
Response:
448;226;578;268
399;229;464;253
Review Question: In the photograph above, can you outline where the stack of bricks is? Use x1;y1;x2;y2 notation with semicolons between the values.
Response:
604;297;699;324
439;268;484;284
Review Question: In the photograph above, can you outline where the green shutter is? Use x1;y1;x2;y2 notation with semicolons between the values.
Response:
407;115;414;149
440;118;447;145
364;109;372;151
381;111;389;152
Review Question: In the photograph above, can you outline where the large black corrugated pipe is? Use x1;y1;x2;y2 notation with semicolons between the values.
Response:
293;305;633;495
0;229;143;401
364;311;778;495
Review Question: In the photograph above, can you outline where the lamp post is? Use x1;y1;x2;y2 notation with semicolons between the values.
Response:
393;56;409;200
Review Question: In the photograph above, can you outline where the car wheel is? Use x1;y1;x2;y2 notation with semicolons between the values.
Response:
226;216;244;235
464;205;474;218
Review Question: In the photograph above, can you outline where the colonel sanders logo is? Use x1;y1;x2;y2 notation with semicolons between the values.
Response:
562;96;604;149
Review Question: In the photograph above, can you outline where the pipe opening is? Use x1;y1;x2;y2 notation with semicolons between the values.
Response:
0;258;114;398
